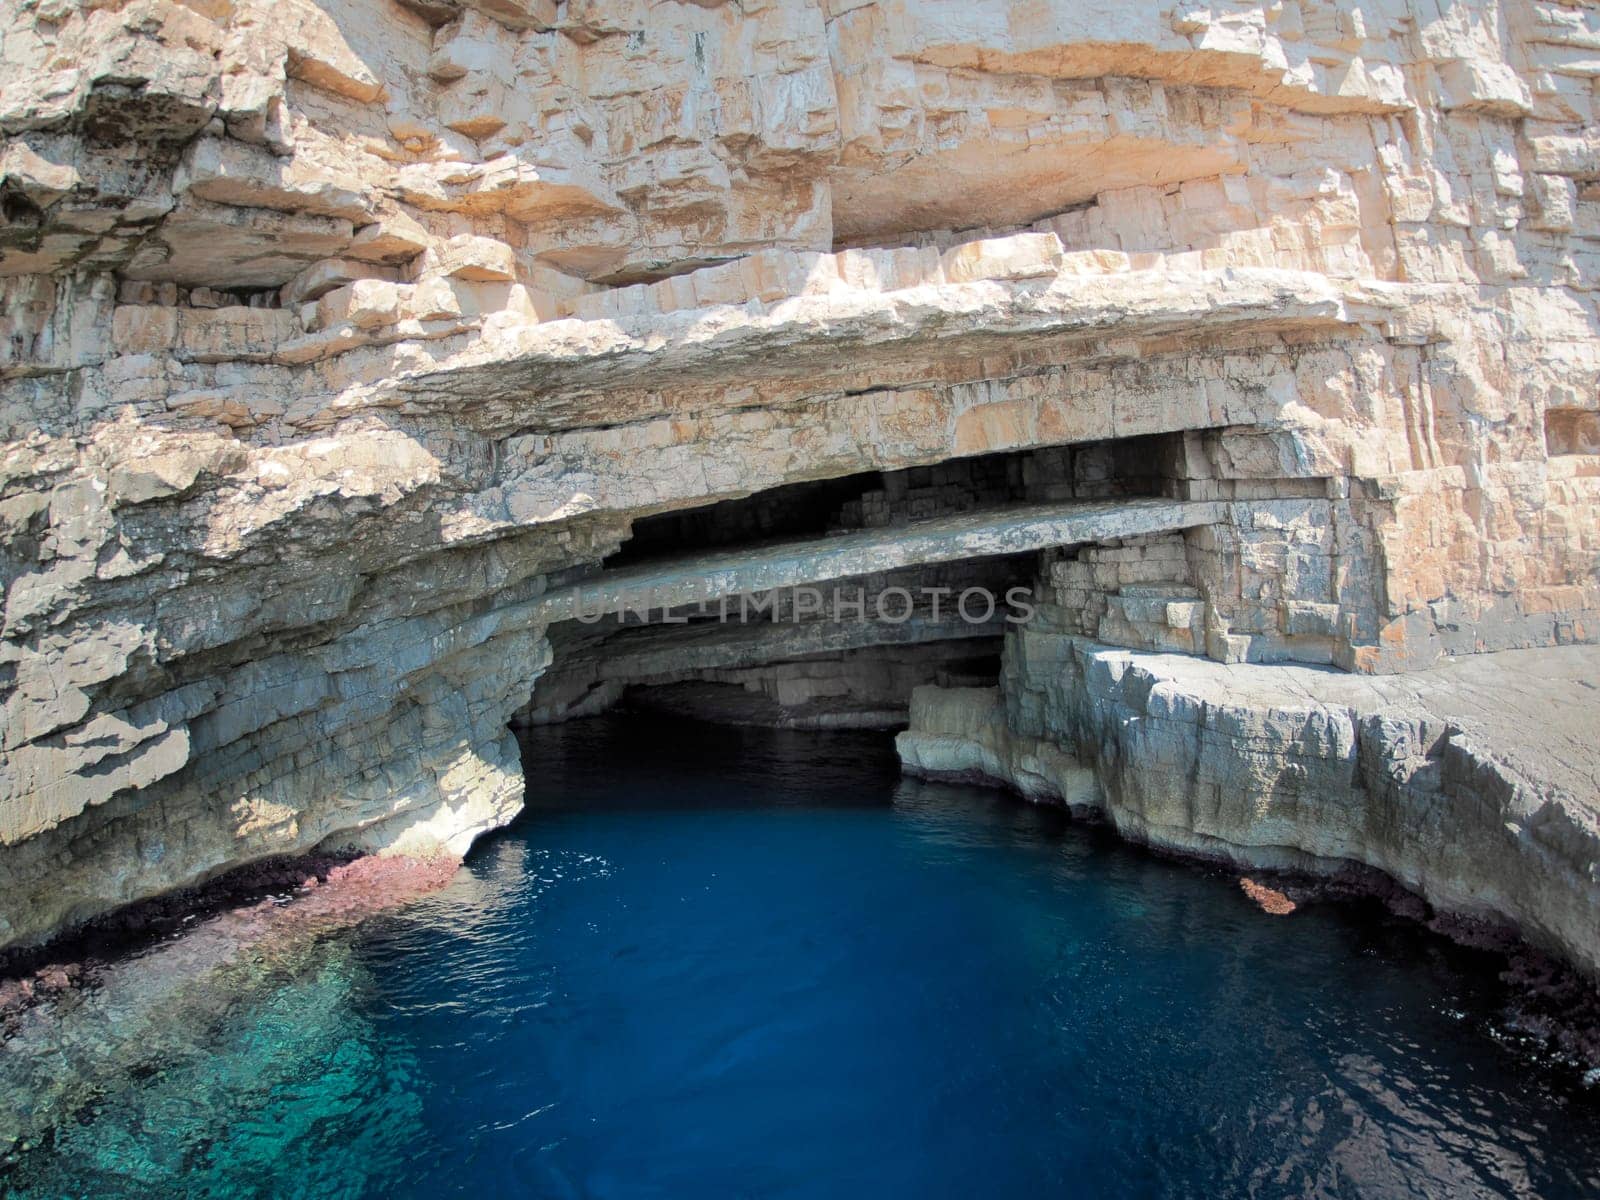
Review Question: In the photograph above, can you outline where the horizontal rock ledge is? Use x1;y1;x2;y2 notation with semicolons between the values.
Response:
538;498;1228;622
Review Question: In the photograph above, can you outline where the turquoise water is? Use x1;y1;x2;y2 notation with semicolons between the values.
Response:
5;717;1600;1198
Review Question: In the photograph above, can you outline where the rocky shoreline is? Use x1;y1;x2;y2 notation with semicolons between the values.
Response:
899;637;1600;1073
0;843;466;1164
0;849;460;1040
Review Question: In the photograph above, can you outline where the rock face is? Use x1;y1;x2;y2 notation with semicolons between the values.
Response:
1;1;1598;959
899;642;1600;977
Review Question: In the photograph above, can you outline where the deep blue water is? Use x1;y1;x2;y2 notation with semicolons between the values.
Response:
6;717;1600;1198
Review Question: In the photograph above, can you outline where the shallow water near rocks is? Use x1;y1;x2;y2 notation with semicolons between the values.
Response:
5;717;1600;1198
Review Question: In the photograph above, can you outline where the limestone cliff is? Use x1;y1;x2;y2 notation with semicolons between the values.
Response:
1;0;1597;961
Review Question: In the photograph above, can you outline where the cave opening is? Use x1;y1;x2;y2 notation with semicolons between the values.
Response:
520;434;1199;732
605;436;1176;570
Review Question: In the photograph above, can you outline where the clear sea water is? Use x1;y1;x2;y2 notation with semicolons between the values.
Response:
5;717;1600;1199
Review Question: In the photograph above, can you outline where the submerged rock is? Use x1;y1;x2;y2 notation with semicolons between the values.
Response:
0;848;460;1157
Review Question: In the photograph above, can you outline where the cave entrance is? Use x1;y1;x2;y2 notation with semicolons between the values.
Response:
517;435;1210;731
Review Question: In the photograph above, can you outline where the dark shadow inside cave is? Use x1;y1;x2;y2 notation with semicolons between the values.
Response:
525;435;1190;731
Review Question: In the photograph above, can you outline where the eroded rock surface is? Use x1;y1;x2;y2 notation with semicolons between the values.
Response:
899;641;1600;977
1;0;1598;960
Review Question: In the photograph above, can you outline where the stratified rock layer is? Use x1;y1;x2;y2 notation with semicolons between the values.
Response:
1;1;1598;962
